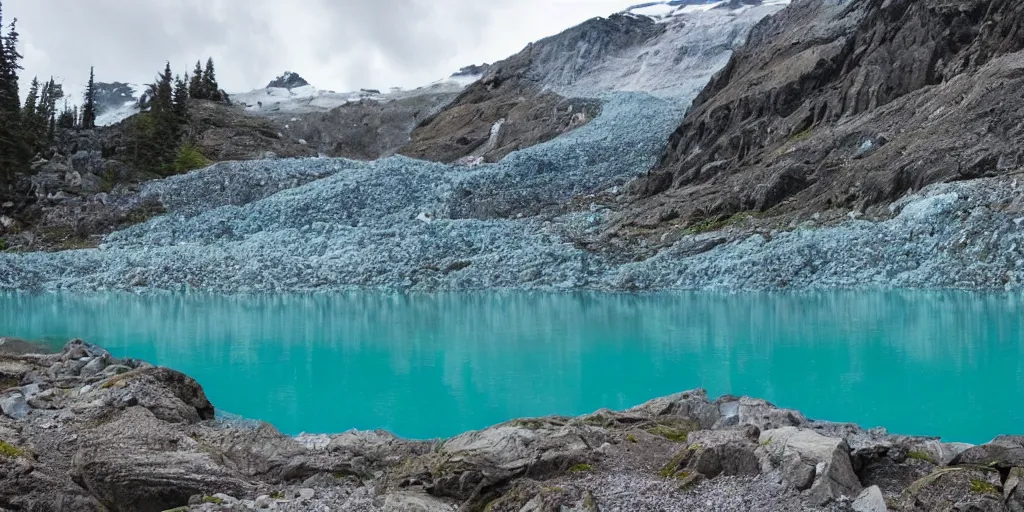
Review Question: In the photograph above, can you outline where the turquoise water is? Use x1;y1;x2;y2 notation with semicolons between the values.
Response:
0;291;1021;443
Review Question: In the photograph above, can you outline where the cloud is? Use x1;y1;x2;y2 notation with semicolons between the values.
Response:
5;0;636;97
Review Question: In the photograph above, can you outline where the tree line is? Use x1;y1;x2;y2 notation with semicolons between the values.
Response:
0;0;229;190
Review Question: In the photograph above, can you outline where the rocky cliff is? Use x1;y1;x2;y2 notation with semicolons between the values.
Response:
619;0;1024;240
2;339;1022;511
399;3;782;164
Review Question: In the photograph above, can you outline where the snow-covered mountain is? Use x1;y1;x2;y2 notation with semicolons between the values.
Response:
232;70;483;115
625;0;787;20
92;82;145;126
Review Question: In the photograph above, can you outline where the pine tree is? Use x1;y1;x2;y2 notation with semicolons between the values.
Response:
189;60;204;99
202;57;220;101
38;78;61;143
155;62;174;112
0;1;29;185
57;100;76;129
0;17;20;115
21;76;37;119
0;13;21;115
173;73;189;119
81;66;97;129
21;76;44;150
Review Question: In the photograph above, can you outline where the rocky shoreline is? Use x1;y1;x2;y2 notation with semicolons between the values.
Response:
1;339;1021;511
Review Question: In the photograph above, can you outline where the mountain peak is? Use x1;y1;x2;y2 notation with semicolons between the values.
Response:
267;72;310;90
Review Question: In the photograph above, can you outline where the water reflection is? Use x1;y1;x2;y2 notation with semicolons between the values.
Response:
1;291;1021;442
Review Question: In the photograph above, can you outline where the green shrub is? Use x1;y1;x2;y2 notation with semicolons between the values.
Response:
970;479;998;495
907;450;938;464
568;463;593;473
170;143;211;174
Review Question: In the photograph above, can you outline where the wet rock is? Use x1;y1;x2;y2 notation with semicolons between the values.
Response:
760;427;862;504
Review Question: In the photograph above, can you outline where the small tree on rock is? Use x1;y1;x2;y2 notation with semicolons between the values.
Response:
81;66;97;129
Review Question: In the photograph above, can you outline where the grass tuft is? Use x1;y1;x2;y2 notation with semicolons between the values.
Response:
907;450;938;464
0;441;23;458
970;479;998;495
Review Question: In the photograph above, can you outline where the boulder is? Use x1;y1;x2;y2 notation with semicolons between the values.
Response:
1006;467;1024;512
627;389;721;428
852;485;888;512
0;392;29;419
441;423;592;477
670;426;762;479
71;407;251;512
759;427;862;505
106;367;216;423
382;491;456;512
951;436;1024;470
895;467;1004;512
734;397;806;431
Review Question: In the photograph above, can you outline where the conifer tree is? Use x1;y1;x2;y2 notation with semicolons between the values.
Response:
202;57;220;101
57;100;76;129
0;1;28;184
81;66;96;129
189;60;204;99
0;13;21;115
173;73;189;119
21;76;44;150
21;76;37;119
155;62;174;112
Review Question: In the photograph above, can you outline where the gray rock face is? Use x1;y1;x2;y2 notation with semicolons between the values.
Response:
951;436;1024;470
72;407;253;512
759;427;862;504
1006;467;1024;512
851;485;887;512
896;466;1004;512
0;392;29;419
621;0;1024;252
266;72;310;90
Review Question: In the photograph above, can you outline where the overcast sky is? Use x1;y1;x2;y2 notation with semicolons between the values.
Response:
6;0;636;99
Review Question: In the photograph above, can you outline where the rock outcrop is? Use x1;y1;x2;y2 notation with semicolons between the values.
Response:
4;340;1024;511
266;72;310;90
618;0;1024;246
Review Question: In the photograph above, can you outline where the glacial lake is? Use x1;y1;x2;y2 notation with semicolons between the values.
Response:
1;291;1021;444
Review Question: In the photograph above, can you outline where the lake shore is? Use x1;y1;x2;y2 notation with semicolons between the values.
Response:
1;339;1021;511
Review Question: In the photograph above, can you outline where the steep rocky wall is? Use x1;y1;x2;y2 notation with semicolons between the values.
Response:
619;0;1024;239
397;14;663;164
